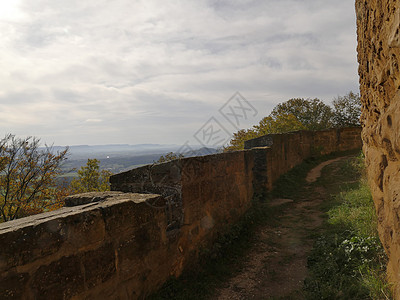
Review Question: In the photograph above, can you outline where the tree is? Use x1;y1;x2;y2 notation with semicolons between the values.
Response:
0;134;68;222
255;114;306;135
223;129;258;152
225;98;332;151
156;152;184;163
270;98;333;130
70;159;112;194
225;94;360;151
332;91;361;127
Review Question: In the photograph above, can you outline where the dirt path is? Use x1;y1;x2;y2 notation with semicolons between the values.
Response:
212;157;348;300
305;156;349;183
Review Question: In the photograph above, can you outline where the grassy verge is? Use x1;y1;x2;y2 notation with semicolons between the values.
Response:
304;153;392;299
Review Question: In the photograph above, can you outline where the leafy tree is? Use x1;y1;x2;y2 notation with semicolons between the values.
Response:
225;114;306;151
332;91;361;127
70;159;112;193
157;152;184;163
255;114;306;135
0;134;68;222
225;98;331;151
225;93;360;151
223;129;258;152
270;98;333;130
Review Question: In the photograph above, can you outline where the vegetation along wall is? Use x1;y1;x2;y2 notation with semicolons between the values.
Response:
0;127;361;299
356;0;400;296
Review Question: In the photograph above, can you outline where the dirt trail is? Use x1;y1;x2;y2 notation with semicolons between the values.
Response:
305;156;349;183
212;157;348;300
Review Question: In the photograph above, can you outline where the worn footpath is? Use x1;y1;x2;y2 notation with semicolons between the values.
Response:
212;157;350;300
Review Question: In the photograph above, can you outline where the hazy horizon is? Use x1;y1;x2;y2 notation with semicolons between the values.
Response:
0;0;359;148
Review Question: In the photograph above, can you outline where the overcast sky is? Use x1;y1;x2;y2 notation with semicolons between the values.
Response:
0;0;359;147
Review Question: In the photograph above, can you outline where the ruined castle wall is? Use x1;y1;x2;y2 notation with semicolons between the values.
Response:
356;0;400;295
0;127;362;299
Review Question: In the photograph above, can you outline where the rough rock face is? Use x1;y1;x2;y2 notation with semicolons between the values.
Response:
356;0;400;295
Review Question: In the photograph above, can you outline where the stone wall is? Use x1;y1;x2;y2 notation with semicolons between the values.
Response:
0;192;170;299
0;127;362;299
110;150;256;280
356;0;400;296
244;127;362;190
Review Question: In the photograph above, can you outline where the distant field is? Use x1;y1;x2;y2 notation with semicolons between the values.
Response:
61;154;163;175
60;145;218;175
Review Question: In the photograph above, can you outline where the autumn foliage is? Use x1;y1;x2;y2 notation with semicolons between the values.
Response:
0;134;68;222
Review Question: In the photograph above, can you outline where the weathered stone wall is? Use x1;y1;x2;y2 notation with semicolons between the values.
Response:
244;127;362;190
0;192;171;299
356;0;400;296
110;150;256;278
0;127;362;299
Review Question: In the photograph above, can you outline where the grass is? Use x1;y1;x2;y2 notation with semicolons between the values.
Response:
328;181;377;237
303;153;392;300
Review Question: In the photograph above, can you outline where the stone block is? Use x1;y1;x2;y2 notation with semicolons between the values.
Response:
32;255;84;300
83;243;116;289
102;201;157;238
0;272;28;300
65;210;105;250
0;219;67;272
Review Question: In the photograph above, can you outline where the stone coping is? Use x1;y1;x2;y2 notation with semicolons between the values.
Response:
0;192;161;234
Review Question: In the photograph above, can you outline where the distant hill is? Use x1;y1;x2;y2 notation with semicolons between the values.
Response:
57;144;219;176
49;144;182;160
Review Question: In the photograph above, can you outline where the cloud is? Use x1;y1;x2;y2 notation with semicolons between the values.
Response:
0;0;359;145
85;119;102;123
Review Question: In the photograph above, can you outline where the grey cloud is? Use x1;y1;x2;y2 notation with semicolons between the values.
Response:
0;0;359;145
52;89;83;104
19;23;60;48
259;57;282;70
0;89;43;104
